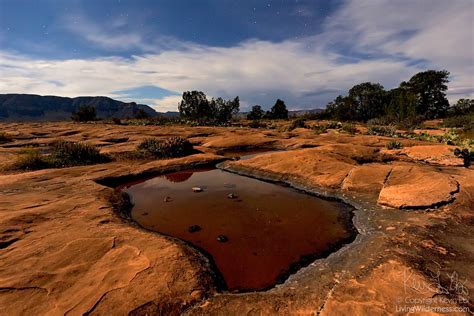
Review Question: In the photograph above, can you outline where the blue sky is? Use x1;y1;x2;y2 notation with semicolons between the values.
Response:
0;0;473;111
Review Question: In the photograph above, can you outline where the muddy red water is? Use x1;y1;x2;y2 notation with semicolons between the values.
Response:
122;168;355;292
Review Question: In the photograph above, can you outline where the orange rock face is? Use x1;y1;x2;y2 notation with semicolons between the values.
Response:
377;165;459;209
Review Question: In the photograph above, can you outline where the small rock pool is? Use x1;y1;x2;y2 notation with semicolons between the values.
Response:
120;167;355;292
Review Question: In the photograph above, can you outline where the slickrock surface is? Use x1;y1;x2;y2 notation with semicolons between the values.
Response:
0;122;472;315
401;144;464;166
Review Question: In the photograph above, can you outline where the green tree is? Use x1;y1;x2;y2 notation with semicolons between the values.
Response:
348;82;386;121
385;87;417;120
402;70;450;118
269;99;288;119
247;105;264;120
71;105;97;122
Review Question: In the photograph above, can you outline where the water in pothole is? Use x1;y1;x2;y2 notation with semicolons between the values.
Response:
121;168;355;292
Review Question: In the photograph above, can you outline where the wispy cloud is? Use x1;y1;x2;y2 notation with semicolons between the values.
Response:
1;0;472;111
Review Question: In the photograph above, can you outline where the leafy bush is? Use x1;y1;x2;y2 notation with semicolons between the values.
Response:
71;105;97;122
386;141;403;150
341;123;357;134
454;148;473;167
367;125;397;137
137;137;193;159
48;140;110;167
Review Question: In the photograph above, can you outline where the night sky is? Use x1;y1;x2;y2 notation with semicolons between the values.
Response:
1;0;473;111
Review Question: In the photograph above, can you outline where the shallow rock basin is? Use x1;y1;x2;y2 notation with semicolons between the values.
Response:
121;168;356;292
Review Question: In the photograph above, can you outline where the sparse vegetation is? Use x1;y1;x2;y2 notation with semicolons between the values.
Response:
313;121;341;134
10;141;109;171
249;120;267;128
367;125;396;137
137;137;193;159
71;105;97;122
341;123;357;134
386;141;403;150
287;118;307;131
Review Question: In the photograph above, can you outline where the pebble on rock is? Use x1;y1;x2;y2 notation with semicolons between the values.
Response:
216;235;229;243
188;225;201;233
227;193;238;199
192;187;203;192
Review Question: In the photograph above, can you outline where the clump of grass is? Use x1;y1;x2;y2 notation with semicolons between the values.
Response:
48;140;110;167
0;132;12;143
367;125;397;137
12;148;50;171
10;140;109;171
386;140;403;150
341;123;357;134
137;137;193;159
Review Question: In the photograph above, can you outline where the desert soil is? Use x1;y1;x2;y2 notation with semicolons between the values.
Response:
0;121;472;315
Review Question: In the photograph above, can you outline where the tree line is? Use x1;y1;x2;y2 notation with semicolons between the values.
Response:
320;70;471;122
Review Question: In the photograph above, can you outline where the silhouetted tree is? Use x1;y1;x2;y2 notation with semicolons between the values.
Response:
178;91;212;121
269;99;288;119
210;96;240;122
402;70;450;118
348;82;386;121
247;105;264;120
178;91;239;123
71;105;96;122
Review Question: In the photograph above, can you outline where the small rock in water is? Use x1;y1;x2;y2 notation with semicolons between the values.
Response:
227;193;238;199
216;235;229;243
188;225;201;233
164;196;172;202
192;187;203;192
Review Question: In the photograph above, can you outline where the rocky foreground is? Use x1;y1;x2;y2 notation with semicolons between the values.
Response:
0;122;472;315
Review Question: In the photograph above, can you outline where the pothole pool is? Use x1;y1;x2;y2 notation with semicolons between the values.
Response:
120;167;356;292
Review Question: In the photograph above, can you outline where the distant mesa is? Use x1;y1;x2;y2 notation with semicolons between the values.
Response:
0;93;178;121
